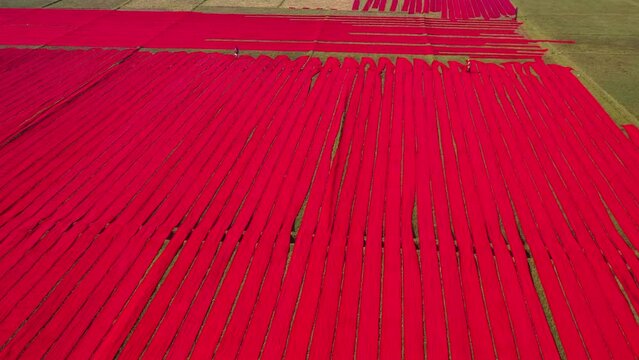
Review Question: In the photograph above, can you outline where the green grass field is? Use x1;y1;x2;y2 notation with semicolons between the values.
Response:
517;0;639;125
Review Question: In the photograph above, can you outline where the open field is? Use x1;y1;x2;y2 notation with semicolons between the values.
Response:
0;0;637;359
517;0;639;124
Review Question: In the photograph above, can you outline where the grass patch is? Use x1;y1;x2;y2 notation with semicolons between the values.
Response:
527;255;567;360
517;0;639;124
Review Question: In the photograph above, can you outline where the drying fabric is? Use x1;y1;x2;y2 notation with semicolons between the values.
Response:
0;48;638;359
356;0;517;20
0;8;552;60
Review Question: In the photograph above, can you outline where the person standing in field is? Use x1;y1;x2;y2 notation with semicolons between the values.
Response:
466;58;472;73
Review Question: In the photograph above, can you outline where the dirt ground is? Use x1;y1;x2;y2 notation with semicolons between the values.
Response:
281;0;353;10
0;0;52;7
198;0;280;9
47;0;129;9
120;0;201;10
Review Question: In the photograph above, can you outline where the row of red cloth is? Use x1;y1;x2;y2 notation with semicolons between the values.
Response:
353;0;516;19
0;8;544;59
1;48;638;359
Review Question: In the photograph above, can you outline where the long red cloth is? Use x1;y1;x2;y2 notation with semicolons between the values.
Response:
0;8;549;60
0;48;637;359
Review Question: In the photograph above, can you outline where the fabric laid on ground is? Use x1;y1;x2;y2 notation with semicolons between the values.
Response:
623;124;639;148
0;48;638;359
353;0;516;19
0;8;549;60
